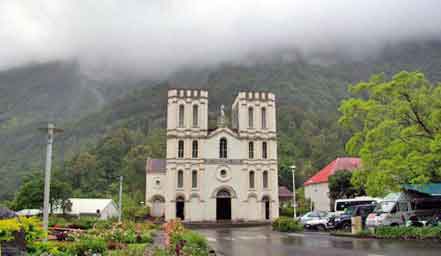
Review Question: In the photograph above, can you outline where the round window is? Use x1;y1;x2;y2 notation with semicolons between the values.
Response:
216;167;231;182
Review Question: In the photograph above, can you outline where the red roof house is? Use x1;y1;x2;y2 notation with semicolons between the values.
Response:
304;157;361;186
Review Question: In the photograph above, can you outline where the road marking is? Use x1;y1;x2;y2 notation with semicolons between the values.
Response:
206;237;217;242
368;254;385;256
237;236;256;240
287;233;305;237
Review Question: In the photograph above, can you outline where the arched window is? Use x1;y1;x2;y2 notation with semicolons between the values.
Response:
192;140;198;158
262;141;268;159
261;107;267;129
248;141;254;159
249;171;255;189
263;171;268;188
219;138;227;159
177;170;184;188
248;107;254;128
192;170;198;188
192;105;199;127
178;104;185;128
178;140;184;158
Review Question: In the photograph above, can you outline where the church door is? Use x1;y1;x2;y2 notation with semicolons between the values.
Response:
216;190;231;220
151;196;165;217
176;197;185;220
263;196;270;220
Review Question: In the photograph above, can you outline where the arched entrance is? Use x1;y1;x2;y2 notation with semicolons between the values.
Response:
262;196;270;220
151;195;165;217
216;189;231;220
176;196;185;220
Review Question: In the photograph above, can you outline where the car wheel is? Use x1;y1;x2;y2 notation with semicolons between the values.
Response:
342;222;351;231
316;224;326;232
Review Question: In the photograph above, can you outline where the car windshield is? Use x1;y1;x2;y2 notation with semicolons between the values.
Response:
344;207;355;215
375;201;396;213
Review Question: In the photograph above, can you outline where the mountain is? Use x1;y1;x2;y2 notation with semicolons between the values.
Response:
1;40;441;200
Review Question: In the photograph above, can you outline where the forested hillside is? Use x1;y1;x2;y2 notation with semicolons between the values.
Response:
1;40;441;201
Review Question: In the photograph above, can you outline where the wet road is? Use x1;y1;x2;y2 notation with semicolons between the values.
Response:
195;226;441;256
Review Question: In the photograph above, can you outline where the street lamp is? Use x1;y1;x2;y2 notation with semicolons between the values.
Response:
290;165;297;219
38;123;63;241
118;176;123;223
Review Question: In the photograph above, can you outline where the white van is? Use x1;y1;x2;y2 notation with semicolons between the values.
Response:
334;197;381;215
366;192;441;227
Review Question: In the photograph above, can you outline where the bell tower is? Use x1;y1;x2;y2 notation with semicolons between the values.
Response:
166;89;208;159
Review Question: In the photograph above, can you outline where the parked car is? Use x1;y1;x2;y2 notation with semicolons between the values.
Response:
330;204;376;231
407;212;441;227
366;192;441;227
300;211;331;231
334;197;381;215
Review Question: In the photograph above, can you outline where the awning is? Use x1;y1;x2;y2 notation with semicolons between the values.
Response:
402;183;441;196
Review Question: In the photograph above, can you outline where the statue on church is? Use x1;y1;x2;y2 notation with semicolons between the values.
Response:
218;104;226;127
220;104;225;119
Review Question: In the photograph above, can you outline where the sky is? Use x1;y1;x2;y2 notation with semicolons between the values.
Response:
1;0;441;78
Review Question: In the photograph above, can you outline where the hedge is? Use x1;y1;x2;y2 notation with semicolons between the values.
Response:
272;217;303;232
374;226;441;240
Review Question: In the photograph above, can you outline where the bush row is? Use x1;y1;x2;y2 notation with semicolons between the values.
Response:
374;226;441;240
272;217;303;232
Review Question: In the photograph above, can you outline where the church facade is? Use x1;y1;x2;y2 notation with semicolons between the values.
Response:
145;89;279;222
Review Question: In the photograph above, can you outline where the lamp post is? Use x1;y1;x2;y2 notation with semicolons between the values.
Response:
118;176;123;223
290;165;297;219
38;123;63;241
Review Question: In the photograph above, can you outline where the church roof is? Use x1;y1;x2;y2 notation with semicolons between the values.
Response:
303;157;361;186
146;159;166;173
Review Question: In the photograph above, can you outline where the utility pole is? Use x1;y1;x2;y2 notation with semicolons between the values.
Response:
38;123;63;241
118;176;123;223
290;165;297;219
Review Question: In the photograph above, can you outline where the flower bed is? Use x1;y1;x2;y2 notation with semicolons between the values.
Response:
1;216;158;255
153;219;210;256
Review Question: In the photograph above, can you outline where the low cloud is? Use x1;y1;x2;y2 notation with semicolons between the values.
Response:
1;0;441;78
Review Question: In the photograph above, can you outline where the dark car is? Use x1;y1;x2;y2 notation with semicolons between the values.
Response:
331;204;376;230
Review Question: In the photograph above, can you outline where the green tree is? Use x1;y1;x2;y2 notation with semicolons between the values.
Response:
328;170;361;200
11;173;72;213
339;71;441;196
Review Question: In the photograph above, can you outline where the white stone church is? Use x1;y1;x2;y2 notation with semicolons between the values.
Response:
145;89;279;222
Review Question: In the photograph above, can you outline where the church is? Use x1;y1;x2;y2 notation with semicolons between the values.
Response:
145;89;279;222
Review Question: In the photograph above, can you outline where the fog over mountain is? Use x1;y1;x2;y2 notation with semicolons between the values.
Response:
1;0;441;79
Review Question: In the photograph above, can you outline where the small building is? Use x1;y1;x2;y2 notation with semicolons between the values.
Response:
304;157;361;211
278;186;293;207
54;198;119;220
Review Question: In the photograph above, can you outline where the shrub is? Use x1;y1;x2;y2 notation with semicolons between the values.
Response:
280;206;294;217
49;216;69;228
27;241;73;256
180;230;209;256
0;216;46;253
70;236;107;255
105;243;148;256
374;226;441;240
0;218;21;241
272;217;303;232
162;219;210;256
68;217;99;229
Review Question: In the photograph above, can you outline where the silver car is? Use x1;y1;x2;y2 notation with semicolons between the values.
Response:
300;211;330;231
